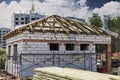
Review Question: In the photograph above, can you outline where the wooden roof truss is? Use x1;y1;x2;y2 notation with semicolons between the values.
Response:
4;15;109;39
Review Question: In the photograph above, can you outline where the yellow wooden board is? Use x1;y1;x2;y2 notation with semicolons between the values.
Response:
33;67;120;80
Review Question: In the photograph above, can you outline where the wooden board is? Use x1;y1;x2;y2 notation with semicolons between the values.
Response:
33;67;120;80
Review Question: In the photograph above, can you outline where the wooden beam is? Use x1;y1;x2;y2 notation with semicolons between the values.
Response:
52;16;69;34
91;25;108;35
57;17;80;34
74;21;90;34
29;25;34;33
55;19;73;32
46;20;57;34
63;19;90;34
57;15;100;35
90;25;100;35
37;22;45;33
55;15;76;33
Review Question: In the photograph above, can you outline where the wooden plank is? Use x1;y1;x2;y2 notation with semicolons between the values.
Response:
35;72;71;80
34;67;120;80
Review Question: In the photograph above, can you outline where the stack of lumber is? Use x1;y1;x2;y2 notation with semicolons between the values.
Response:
33;67;120;80
0;77;6;80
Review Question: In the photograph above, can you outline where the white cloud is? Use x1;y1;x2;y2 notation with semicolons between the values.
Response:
77;0;86;7
0;0;89;28
0;0;119;28
93;1;120;17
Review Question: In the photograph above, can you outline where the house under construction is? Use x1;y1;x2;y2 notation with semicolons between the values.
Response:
4;15;112;78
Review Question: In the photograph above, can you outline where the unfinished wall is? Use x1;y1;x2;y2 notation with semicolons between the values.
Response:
6;31;111;54
5;30;111;77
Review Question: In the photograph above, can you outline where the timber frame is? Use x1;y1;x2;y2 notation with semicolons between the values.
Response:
4;15;109;39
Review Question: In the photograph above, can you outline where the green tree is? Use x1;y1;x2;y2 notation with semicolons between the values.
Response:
103;15;113;30
103;16;120;38
88;14;120;52
0;48;6;55
112;16;120;37
0;48;6;69
88;13;103;28
103;16;120;52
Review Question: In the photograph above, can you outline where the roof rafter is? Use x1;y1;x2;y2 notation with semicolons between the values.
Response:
77;22;101;35
56;16;80;34
3;14;110;39
89;25;100;35
29;25;34;33
74;21;90;34
55;18;74;32
53;16;78;33
91;25;104;33
37;22;45;33
46;20;57;33
52;16;69;34
44;17;57;33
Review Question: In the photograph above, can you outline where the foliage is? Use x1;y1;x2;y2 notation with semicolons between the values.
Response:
0;48;6;55
0;48;6;69
88;13;103;28
88;13;120;38
107;16;120;52
111;16;120;38
103;15;120;38
88;13;120;52
103;15;113;30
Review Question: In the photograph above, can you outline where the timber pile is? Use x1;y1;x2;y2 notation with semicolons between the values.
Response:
33;67;120;80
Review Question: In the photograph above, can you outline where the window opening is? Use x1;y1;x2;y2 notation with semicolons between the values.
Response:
13;44;17;60
8;45;11;60
66;43;75;51
50;43;59;51
80;44;89;50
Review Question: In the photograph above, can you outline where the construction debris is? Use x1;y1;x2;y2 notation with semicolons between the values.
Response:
33;67;120;80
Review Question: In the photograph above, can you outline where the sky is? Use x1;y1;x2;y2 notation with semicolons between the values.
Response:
0;0;119;28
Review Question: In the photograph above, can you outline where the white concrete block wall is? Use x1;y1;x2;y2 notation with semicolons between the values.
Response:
20;42;95;54
60;46;65;51
5;31;111;78
6;32;109;64
6;32;111;45
21;42;50;54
